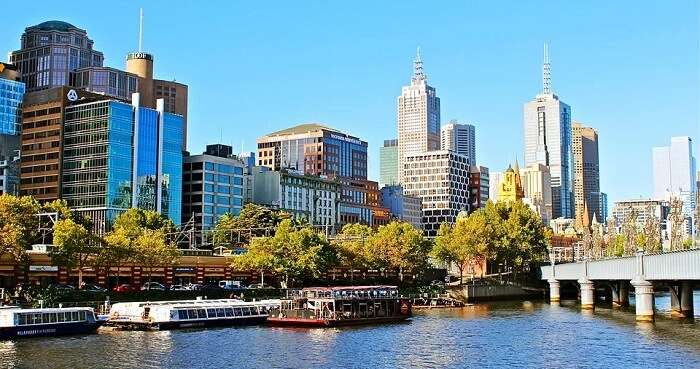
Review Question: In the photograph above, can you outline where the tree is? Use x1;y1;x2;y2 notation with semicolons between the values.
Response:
51;219;97;288
333;223;372;282
133;229;181;284
96;234;133;288
0;194;41;263
213;204;290;248
367;221;427;281
230;237;275;285
432;211;490;284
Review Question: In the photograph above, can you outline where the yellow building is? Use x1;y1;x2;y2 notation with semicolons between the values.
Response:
498;162;524;202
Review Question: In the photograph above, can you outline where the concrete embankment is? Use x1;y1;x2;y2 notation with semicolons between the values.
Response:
448;284;544;303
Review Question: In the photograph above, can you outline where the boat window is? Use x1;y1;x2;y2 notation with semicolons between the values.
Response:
224;308;234;317
57;312;65;322
178;310;188;320
233;307;242;316
18;314;27;325
187;309;197;319
197;309;207;319
244;307;253;316
71;311;79;321
48;313;56;323
32;313;42;324
79;311;86;321
206;309;217;318
216;308;225;318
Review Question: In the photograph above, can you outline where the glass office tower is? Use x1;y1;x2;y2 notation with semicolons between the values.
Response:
62;96;183;232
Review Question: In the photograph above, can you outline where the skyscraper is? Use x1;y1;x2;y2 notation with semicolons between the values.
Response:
9;21;104;92
0;63;24;195
522;163;553;224
441;120;476;165
397;49;440;184
652;136;696;236
380;139;398;187
523;45;573;219
572;122;600;228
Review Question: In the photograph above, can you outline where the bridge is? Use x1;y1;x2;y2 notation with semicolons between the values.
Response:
540;248;700;321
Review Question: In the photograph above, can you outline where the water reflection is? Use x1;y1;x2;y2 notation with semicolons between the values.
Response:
2;300;699;369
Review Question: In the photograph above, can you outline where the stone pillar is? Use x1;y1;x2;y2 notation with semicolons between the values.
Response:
579;278;595;310
631;278;654;322
680;281;694;318
548;279;560;303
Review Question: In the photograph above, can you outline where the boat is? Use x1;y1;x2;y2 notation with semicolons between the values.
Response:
267;285;412;327
106;298;280;330
0;306;104;339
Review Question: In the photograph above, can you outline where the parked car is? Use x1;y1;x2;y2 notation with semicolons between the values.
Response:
113;284;138;293
184;283;203;291
141;282;167;291
48;283;75;291
430;280;446;288
219;280;245;290
247;283;273;289
81;283;107;293
170;284;187;291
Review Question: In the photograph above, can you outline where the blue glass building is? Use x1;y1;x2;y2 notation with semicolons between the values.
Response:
0;66;25;195
0;75;25;135
62;95;183;232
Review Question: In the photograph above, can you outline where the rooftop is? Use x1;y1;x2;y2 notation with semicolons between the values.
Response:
28;21;82;33
265;123;339;137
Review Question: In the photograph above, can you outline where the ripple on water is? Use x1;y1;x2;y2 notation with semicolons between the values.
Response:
2;301;699;369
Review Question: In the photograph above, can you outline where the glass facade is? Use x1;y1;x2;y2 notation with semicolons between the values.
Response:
69;67;138;101
63;99;183;229
0;78;25;135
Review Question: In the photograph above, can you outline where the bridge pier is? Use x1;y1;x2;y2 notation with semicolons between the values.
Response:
612;281;630;308
631;278;654;322
662;282;694;318
578;278;594;310
548;279;560;303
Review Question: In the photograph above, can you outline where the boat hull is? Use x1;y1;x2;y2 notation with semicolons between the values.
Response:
0;321;104;340
109;316;268;331
267;315;410;327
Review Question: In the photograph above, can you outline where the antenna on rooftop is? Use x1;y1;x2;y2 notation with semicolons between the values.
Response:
138;8;144;52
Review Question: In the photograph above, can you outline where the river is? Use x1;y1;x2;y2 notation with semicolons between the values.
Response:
1;293;699;369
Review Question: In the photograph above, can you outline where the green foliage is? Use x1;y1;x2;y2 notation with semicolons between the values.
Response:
333;223;373;280
213;203;290;248
367;221;428;281
0;194;41;262
431;211;490;283
51;218;97;287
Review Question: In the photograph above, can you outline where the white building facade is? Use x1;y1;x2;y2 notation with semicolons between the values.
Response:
652;136;696;237
521;163;553;224
441;120;476;166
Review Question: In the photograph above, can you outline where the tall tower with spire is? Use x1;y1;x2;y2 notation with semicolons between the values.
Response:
523;44;573;219
397;48;441;184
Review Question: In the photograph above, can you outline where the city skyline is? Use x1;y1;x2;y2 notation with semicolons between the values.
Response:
2;1;698;207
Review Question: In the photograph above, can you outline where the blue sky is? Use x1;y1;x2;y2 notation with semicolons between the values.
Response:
4;1;699;205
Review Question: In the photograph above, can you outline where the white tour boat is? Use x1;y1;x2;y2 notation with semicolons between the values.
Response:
107;299;280;330
0;306;103;339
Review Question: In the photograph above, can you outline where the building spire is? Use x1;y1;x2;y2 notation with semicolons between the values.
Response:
138;8;144;52
542;43;551;94
413;47;426;82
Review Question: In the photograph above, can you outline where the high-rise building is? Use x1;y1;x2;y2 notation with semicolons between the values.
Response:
338;177;390;227
182;144;245;239
403;150;469;236
380;185;422;229
612;199;670;234
0;63;25;195
652;136;696;236
441;120;476;166
599;192;608;222
489;172;503;203
468;165;490;209
523;45;573;219
126;52;189;151
572;122;600;228
498;163;524;203
257;123;367;179
521;163;553;224
397;49;440;184
19;87;109;202
69;66;139;101
61;95;183;233
380;139;398;187
9;21;104;93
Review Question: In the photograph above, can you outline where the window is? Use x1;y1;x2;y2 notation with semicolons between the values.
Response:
232;177;243;186
205;162;214;171
205;173;214;182
178;310;188;320
233;308;242;316
187;309;197;319
205;184;214;192
218;175;229;183
197;309;207;319
224;308;234;317
207;309;217;318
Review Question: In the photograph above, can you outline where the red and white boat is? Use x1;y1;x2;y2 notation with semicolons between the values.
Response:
267;285;411;327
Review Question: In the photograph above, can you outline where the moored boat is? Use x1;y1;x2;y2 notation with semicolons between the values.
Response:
0;306;104;339
107;299;280;330
267;286;411;327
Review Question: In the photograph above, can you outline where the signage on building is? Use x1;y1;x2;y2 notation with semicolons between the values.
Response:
29;266;58;272
66;89;78;102
329;133;363;146
174;267;195;273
